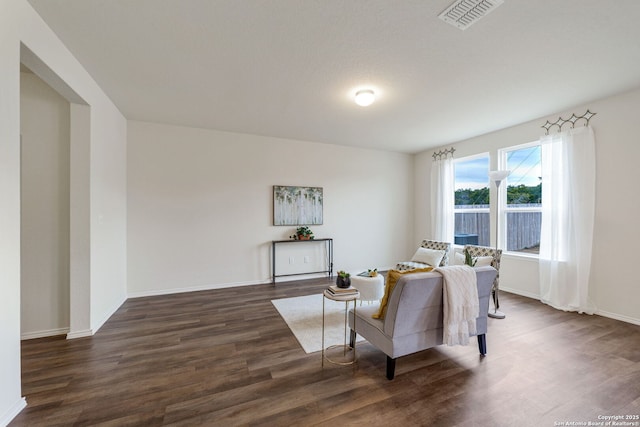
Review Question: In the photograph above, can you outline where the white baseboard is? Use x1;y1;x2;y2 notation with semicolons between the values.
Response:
501;287;640;326
0;397;26;427
500;286;540;300
66;329;94;339
19;301;126;341
65;295;126;339
595;309;640;326
273;272;335;284
21;328;69;340
129;270;383;299
127;268;410;299
127;278;270;299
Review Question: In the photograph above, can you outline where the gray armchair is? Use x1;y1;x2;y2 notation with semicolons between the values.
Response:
348;266;498;379
464;245;503;318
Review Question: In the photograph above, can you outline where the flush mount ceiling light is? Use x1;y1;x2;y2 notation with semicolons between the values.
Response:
354;89;375;107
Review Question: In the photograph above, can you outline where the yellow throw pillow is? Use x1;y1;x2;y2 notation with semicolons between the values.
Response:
372;267;433;319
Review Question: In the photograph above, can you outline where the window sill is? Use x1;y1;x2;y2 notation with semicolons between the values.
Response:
502;251;539;262
453;245;539;261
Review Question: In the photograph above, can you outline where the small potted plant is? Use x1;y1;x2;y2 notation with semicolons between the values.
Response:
464;248;477;267
290;226;314;240
336;270;351;288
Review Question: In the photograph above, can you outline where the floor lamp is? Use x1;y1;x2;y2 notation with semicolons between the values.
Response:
488;170;510;319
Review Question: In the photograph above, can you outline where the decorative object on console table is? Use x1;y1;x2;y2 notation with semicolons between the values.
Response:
290;226;314;240
488;169;511;319
336;271;351;288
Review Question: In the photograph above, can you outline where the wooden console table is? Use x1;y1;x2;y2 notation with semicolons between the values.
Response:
271;238;333;285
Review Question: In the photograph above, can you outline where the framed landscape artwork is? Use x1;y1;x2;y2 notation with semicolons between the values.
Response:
273;185;323;226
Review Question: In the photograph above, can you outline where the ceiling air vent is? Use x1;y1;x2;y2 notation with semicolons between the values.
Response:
438;0;504;30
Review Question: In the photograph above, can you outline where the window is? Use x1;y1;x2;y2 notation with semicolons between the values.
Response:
454;154;490;247
452;146;542;254
502;143;542;254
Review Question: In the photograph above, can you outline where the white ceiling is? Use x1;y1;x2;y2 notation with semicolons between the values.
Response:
27;0;640;153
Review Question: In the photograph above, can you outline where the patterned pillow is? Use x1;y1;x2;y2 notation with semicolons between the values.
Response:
372;267;433;320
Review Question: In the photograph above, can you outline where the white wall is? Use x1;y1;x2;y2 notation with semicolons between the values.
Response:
20;71;71;339
416;87;640;325
0;2;26;422
1;1;128;424
88;97;128;331
127;121;414;296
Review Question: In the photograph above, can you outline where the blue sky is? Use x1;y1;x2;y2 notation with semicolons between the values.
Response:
455;157;489;190
455;146;541;190
506;146;541;187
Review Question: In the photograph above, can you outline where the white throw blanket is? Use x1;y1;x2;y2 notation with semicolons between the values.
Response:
435;265;479;346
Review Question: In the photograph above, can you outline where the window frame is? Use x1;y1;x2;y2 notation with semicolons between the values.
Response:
453;152;491;248
498;141;542;256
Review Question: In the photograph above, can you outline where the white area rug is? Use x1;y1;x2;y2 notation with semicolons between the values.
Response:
271;294;366;353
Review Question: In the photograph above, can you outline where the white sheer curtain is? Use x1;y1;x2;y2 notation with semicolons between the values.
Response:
539;126;596;314
431;154;455;243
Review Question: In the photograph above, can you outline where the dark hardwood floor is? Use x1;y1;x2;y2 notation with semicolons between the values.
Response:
11;277;640;426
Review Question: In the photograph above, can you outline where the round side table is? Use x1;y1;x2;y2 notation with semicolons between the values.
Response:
322;289;360;367
350;273;384;304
